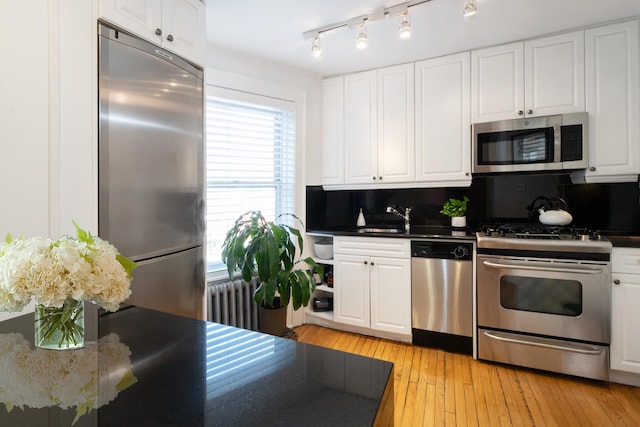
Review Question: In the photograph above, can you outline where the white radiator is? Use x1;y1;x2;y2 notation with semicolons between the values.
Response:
207;279;259;330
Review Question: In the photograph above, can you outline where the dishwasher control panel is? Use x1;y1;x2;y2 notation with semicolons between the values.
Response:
411;240;473;260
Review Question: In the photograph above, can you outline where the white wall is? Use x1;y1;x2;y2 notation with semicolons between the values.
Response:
0;1;96;321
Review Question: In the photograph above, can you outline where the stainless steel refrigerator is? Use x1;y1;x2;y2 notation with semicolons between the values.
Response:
98;24;205;320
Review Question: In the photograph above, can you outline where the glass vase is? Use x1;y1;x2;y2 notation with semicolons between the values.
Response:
34;298;85;350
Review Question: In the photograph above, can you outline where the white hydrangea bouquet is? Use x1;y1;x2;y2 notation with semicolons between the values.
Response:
0;222;135;349
0;332;137;424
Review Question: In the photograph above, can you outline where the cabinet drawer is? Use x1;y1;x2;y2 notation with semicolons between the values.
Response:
334;236;410;258
612;248;640;274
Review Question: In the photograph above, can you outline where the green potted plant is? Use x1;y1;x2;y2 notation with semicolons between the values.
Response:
440;196;469;228
221;211;323;336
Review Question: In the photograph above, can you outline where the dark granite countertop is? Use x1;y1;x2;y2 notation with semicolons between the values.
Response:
0;307;394;427
605;235;640;248
308;225;477;241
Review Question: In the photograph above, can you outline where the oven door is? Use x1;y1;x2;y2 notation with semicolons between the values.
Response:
477;254;611;344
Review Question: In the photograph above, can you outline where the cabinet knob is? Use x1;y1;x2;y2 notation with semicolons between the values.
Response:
527;109;533;115
155;28;162;36
364;260;368;265
465;172;470;176
589;166;596;172
370;261;375;266
614;279;621;285
518;110;524;116
167;34;174;42
378;176;382;181
372;176;376;181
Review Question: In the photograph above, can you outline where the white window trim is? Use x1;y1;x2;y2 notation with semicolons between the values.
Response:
204;68;307;284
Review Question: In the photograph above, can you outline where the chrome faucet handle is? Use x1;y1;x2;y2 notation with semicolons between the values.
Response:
403;207;412;232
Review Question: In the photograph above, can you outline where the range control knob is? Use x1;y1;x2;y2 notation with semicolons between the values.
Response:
452;245;469;259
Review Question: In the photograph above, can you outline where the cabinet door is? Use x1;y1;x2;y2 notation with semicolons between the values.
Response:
583;20;640;182
99;0;162;45
333;254;370;328
321;77;344;185
525;31;585;117
471;42;524;123
377;64;414;183
415;52;471;184
161;0;205;65
344;70;378;184
370;257;411;335
611;273;640;374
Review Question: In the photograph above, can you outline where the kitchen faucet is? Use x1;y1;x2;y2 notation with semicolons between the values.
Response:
386;206;412;232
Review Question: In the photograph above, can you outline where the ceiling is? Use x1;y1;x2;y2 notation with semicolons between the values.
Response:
205;0;640;77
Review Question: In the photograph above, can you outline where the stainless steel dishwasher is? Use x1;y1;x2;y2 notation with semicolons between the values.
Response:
411;240;473;354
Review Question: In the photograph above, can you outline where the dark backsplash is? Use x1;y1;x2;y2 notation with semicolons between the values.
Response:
306;173;640;234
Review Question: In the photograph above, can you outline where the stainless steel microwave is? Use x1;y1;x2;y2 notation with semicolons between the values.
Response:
472;112;588;173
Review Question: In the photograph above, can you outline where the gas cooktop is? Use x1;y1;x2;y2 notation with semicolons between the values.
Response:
476;222;612;254
478;223;603;240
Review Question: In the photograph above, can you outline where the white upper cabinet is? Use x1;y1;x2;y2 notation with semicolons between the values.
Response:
415;52;471;185
344;70;378;184
377;64;415;184
321;77;345;185
524;32;585;118
472;32;585;123
579;20;640;183
100;0;205;66
343;64;414;185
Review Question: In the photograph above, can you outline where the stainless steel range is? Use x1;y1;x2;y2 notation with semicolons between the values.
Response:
476;223;612;380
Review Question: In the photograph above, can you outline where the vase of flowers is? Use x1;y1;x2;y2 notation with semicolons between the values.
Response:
0;222;135;350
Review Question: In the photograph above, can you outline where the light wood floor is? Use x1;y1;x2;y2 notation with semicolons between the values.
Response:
294;324;640;427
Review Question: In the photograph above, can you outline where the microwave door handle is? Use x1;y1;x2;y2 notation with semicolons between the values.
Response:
482;260;604;275
554;124;562;162
483;331;604;355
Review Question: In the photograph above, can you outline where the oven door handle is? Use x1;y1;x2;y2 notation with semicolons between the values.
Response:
483;331;604;355
481;260;603;274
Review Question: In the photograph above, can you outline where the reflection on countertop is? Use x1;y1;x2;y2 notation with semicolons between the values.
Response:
0;306;394;426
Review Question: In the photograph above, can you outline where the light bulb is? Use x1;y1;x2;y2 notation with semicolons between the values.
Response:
399;13;411;39
311;36;322;58
355;24;368;49
463;0;477;18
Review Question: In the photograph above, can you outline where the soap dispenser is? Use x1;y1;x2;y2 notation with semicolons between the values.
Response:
357;208;366;227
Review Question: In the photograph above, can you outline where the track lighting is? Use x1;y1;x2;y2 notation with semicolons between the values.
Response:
355;23;368;49
304;0;477;57
311;36;322;58
398;11;411;39
463;0;477;18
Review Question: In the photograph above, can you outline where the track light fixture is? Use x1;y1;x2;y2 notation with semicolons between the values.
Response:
463;0;477;18
398;11;411;39
311;36;322;58
303;0;474;57
355;23;368;49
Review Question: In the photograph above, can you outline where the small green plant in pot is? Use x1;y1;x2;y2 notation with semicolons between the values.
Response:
221;211;323;336
440;196;469;227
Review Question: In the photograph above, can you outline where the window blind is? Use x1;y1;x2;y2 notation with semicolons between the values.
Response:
205;90;296;273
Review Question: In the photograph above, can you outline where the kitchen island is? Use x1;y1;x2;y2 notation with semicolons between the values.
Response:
0;307;394;426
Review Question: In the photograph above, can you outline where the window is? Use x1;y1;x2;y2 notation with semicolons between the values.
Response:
205;87;296;275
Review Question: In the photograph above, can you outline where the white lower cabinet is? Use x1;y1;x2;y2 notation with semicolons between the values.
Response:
333;237;411;339
611;248;640;375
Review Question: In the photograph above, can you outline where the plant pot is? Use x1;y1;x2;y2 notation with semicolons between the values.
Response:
258;297;288;337
451;216;466;228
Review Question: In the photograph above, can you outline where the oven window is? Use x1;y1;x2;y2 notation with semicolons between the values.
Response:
500;276;583;316
477;127;553;165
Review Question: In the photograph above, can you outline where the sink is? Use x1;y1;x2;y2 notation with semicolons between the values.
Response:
357;227;405;234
